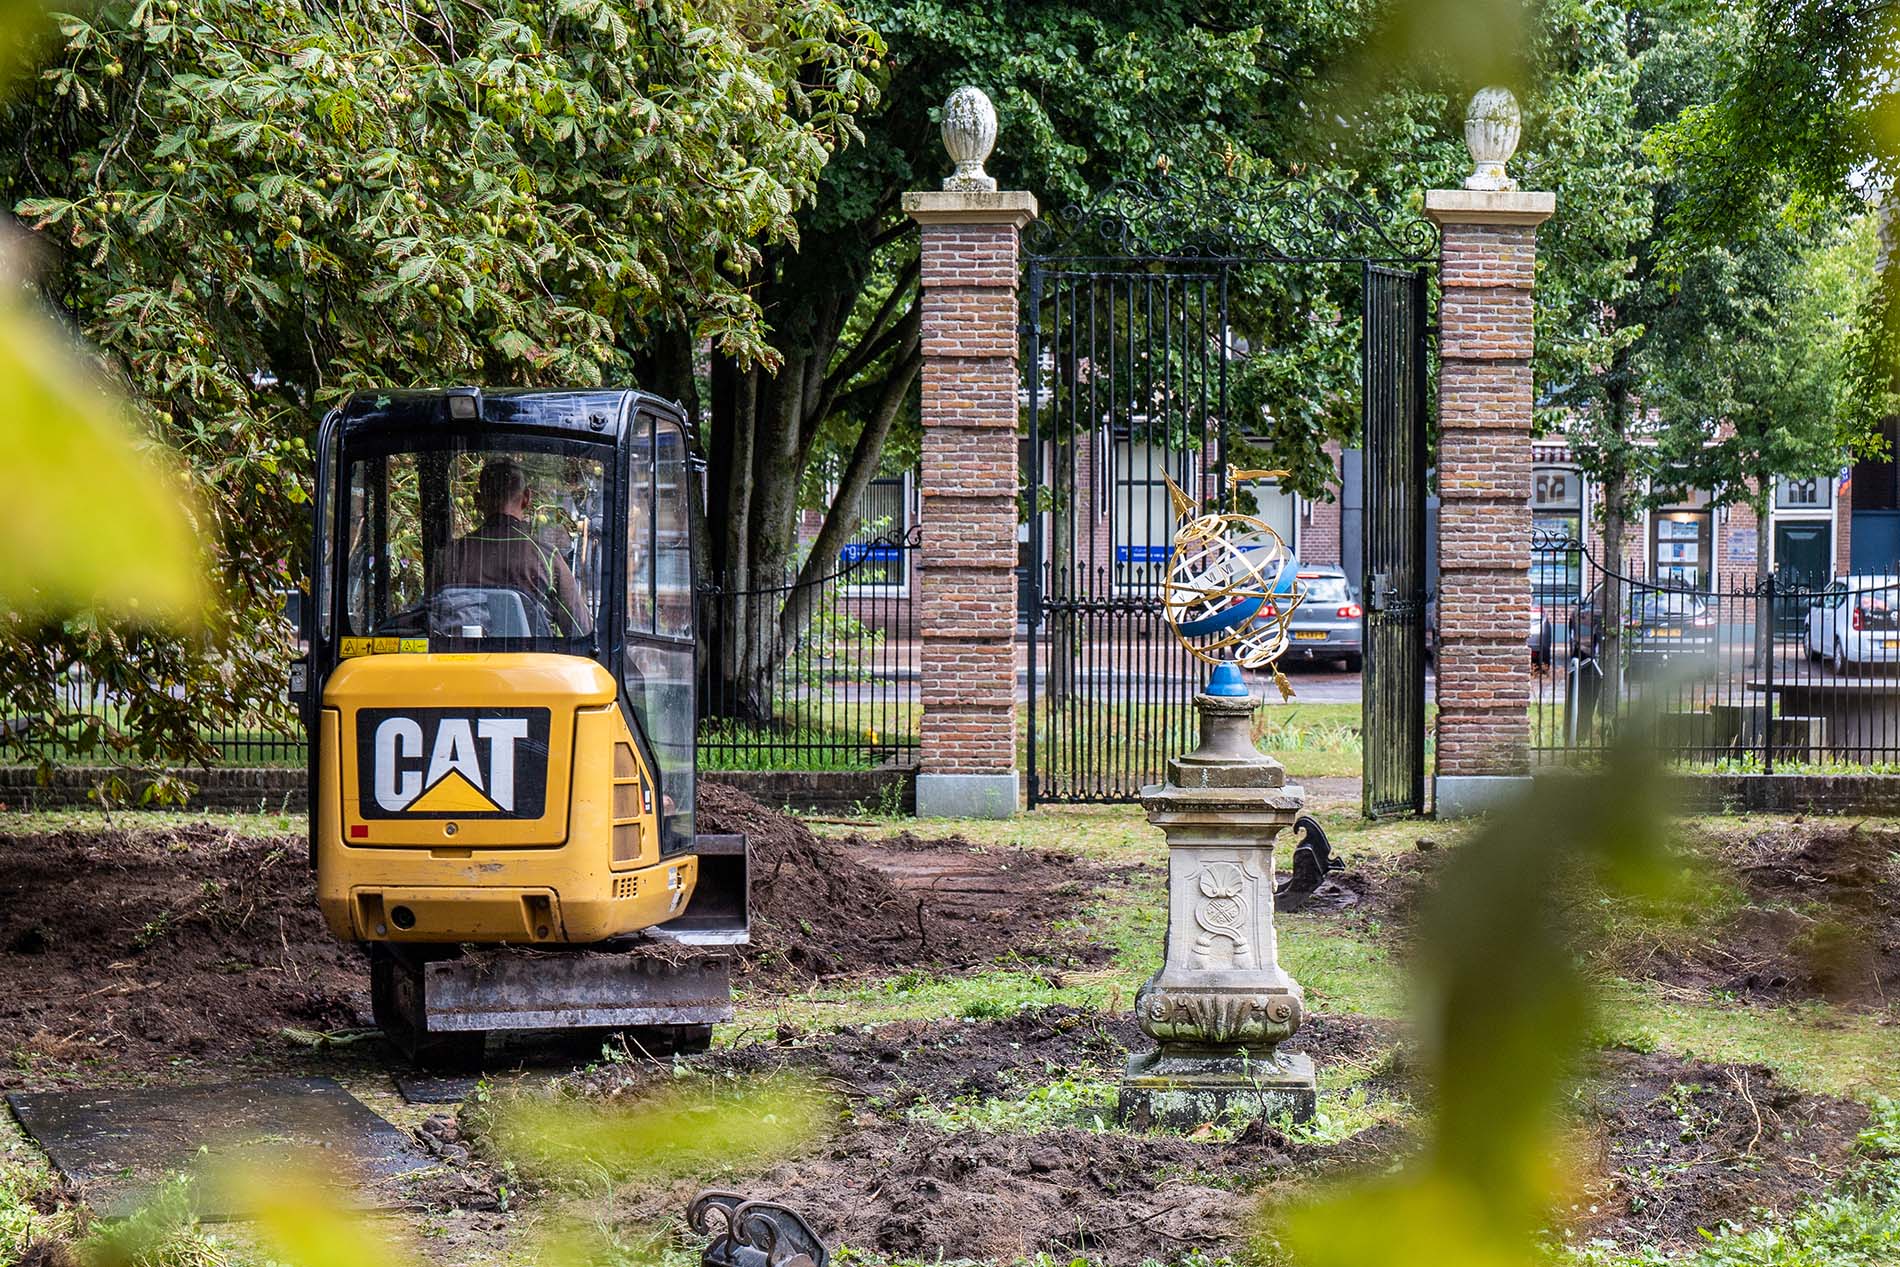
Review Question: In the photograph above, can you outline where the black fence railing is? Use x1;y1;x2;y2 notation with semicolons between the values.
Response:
1532;533;1900;771
1;672;306;767
695;531;921;773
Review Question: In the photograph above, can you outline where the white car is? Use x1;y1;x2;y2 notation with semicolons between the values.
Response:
1806;575;1900;673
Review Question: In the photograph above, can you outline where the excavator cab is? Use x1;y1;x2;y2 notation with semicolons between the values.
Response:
294;387;745;1062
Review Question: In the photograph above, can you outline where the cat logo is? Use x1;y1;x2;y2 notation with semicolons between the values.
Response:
355;708;552;819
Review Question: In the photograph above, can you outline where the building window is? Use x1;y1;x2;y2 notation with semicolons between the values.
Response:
1775;475;1831;511
1531;466;1584;601
840;473;914;592
1532;466;1583;540
1112;440;1187;588
1651;508;1712;591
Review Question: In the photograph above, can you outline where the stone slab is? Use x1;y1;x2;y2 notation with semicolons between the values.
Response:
1119;1048;1316;1129
902;189;1038;226
6;1077;433;1217
1433;774;1534;818
1424;188;1556;226
914;772;1019;819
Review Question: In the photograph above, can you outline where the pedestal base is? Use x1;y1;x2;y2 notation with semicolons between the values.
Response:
1117;1047;1316;1130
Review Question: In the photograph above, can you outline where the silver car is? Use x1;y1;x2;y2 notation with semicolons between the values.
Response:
1281;567;1363;671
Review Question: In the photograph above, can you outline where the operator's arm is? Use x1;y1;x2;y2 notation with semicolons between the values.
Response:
549;552;594;637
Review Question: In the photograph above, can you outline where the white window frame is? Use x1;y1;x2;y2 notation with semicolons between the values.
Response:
1774;474;1833;513
841;471;916;598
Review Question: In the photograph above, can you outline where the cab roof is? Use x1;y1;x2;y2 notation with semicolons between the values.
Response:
333;387;684;441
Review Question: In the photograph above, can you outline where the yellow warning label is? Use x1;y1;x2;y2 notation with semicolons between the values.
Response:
371;637;401;655
407;769;499;814
340;637;371;658
399;638;429;654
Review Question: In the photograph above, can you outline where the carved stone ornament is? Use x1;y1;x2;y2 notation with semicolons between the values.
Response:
1463;86;1522;192
1191;862;1252;968
940;86;998;192
1138;987;1301;1048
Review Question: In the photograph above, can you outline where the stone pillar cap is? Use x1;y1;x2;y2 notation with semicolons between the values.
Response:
903;189;1038;227
1424;188;1554;226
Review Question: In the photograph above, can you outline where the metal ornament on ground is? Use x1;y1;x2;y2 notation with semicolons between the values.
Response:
690;1189;830;1267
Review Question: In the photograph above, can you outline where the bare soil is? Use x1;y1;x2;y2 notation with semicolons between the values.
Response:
515;1012;1853;1262
700;781;1130;981
0;788;1124;1086
552;1006;1414;1264
1575;1048;1869;1249
0;823;363;1085
1625;820;1900;1005
0;795;1883;1265
564;1005;1401;1116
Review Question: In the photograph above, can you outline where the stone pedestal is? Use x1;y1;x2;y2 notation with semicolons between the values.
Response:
1119;679;1315;1128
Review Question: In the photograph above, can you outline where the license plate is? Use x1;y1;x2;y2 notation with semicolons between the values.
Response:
1652;628;1681;638
1294;631;1328;641
1885;639;1900;650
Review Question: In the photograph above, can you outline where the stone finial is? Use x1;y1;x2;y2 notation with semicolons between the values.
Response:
940;86;998;192
1463;86;1522;192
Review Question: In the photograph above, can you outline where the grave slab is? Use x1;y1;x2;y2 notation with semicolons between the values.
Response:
6;1076;433;1217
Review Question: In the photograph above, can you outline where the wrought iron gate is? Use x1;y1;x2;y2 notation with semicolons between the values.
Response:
1360;266;1430;817
1022;172;1436;808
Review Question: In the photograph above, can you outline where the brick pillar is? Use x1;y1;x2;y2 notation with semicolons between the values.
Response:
902;188;1037;817
1426;188;1554;815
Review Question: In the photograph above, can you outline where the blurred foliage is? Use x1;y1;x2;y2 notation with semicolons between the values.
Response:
1281;741;1681;1267
0;0;203;633
472;1071;832;1188
0;0;881;771
0;235;204;620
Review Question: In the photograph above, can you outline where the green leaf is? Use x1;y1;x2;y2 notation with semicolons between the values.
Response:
0;250;203;619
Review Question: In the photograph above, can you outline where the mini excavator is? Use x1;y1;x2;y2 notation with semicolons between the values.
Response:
292;387;747;1063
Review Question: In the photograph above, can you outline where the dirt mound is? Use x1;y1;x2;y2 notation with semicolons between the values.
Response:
1303;841;1446;922
1575;1049;1869;1249
553;1009;1412;1264
1630;821;1900;1004
736;1121;1279;1263
0;824;363;1086
655;1006;1140;1110
697;782;1124;980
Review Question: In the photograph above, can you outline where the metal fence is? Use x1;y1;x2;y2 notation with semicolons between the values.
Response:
695;531;921;772
1;671;306;767
1532;534;1900;770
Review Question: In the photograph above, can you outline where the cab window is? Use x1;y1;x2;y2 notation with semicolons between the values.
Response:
341;439;607;646
622;413;695;851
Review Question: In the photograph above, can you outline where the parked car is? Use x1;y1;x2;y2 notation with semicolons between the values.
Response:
1280;567;1363;671
1571;582;1716;674
1805;575;1900;673
1527;557;1573;668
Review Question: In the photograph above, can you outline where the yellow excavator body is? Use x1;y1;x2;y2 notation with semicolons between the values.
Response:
314;651;697;945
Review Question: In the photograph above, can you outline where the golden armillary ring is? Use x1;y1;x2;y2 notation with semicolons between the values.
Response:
1159;469;1306;698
